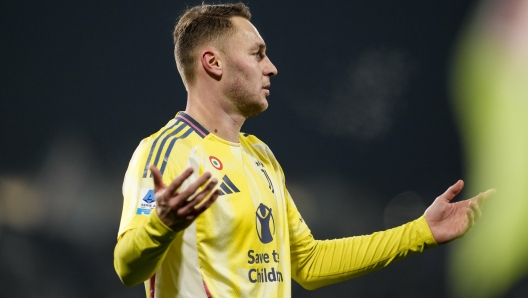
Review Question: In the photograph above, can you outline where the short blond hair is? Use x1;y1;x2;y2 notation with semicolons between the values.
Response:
173;3;251;87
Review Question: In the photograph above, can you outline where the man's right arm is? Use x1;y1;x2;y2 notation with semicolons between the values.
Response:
114;211;177;286
114;166;219;286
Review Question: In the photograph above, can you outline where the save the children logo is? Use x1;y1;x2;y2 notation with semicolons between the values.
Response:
247;203;283;283
255;203;275;244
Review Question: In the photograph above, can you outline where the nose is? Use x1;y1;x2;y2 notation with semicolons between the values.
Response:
264;57;278;77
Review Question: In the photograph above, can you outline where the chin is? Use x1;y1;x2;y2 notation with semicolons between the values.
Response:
242;101;268;119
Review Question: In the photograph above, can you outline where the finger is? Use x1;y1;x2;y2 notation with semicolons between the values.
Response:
466;206;475;230
150;165;166;193
482;188;496;200
168;172;213;210
182;191;221;222
470;200;482;221
178;178;218;214
165;167;195;196
192;190;220;216
474;188;496;208
438;180;465;203
177;172;212;199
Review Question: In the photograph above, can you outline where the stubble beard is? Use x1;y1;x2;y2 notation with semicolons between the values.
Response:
223;66;268;119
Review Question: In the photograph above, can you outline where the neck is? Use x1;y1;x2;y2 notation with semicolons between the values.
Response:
185;87;245;143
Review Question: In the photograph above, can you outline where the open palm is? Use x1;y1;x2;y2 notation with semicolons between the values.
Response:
424;180;495;245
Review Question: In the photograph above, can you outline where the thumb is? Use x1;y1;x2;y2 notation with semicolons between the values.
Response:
438;180;464;203
150;165;165;192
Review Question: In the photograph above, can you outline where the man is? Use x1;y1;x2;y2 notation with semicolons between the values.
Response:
114;3;494;297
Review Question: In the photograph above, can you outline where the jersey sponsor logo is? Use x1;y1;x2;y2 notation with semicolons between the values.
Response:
255;203;275;244
136;188;156;215
248;267;283;283
247;250;283;283
209;156;223;170
218;175;240;196
247;204;282;283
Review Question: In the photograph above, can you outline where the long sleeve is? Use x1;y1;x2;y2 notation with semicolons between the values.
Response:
114;209;178;286
289;215;437;290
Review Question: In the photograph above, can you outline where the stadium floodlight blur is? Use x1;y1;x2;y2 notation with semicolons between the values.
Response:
448;0;528;297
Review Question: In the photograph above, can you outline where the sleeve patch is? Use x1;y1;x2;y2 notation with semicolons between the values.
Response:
136;188;156;215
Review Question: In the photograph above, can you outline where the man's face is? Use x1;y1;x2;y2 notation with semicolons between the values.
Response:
221;17;278;118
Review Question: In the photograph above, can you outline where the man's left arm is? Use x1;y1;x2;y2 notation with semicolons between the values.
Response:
424;180;494;244
288;180;494;290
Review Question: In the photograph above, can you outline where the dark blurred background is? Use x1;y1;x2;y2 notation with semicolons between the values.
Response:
2;0;527;297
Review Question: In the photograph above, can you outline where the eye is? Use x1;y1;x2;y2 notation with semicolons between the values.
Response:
254;52;262;59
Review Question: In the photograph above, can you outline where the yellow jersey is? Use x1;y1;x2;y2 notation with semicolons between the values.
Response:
114;112;437;298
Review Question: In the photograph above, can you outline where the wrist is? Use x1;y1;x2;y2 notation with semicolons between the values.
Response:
147;209;179;239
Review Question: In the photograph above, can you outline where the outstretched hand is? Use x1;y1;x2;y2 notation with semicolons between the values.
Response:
424;180;495;245
150;165;220;233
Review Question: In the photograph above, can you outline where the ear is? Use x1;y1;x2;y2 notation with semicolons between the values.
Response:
200;49;223;79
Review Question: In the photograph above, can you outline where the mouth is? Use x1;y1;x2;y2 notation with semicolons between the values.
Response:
262;84;271;95
262;83;271;96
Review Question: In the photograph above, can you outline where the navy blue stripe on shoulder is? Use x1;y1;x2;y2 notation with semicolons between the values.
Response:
149;124;188;176
176;112;209;138
158;128;194;176
142;119;182;178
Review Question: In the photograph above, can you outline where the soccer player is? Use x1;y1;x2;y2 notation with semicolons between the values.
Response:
114;3;494;297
